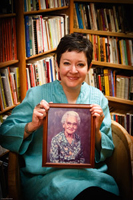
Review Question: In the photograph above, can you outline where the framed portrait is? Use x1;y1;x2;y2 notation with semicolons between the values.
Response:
42;103;95;168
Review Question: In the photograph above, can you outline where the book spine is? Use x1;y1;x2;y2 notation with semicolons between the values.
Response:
25;16;30;57
104;69;110;96
75;3;83;29
0;75;6;110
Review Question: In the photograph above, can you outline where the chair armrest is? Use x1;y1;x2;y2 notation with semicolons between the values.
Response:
106;120;133;200
8;152;22;200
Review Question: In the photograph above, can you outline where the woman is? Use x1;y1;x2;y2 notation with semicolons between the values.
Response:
0;33;120;200
50;111;85;164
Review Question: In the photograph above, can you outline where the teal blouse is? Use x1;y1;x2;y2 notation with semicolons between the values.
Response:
0;80;119;200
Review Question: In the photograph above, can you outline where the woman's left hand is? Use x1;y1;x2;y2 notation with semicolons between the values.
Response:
90;104;104;152
90;104;104;133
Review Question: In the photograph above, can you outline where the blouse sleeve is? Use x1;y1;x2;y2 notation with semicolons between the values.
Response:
95;95;114;163
0;88;39;154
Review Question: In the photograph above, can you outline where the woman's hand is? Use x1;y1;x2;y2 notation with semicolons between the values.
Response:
31;100;50;130
90;104;105;152
24;100;50;139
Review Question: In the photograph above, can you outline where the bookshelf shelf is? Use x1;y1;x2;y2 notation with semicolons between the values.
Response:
106;96;133;106
74;0;133;4
73;28;133;39
0;60;19;68
26;49;56;61
0;103;20;114
0;13;16;18
24;6;69;15
92;61;133;70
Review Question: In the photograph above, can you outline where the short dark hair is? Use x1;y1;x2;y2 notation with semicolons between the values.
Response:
56;33;93;69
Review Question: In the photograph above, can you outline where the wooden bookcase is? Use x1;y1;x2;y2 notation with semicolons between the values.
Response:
0;0;133;134
0;10;20;114
15;0;70;101
69;0;133;115
0;0;70;115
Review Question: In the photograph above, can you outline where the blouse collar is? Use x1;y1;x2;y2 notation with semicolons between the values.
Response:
55;80;87;104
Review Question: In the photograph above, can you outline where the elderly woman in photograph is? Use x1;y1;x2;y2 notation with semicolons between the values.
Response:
50;111;85;164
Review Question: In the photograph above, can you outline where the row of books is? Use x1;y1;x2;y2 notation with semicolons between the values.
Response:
24;0;69;12
0;67;20;111
85;68;133;100
26;54;59;90
74;2;133;33
86;34;133;66
0;17;17;63
25;14;69;57
111;112;133;136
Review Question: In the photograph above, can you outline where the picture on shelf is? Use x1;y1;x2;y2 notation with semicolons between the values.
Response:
42;103;95;168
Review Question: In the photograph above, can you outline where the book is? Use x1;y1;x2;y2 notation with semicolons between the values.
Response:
90;3;97;30
0;68;13;107
10;72;18;104
10;67;20;102
129;76;133;100
25;16;31;57
26;68;31;90
75;3;83;29
103;69;110;96
128;40;133;66
38;0;46;9
26;64;36;87
0;75;7;110
8;67;17;105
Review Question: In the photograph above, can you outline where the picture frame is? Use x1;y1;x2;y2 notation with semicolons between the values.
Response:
42;103;95;168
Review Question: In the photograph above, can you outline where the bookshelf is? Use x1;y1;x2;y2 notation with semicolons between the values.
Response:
70;0;133;106
0;0;133;134
0;0;70;117
15;0;70;101
0;1;19;115
69;0;133;134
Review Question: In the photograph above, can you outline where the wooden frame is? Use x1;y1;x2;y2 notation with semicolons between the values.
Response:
42;103;95;168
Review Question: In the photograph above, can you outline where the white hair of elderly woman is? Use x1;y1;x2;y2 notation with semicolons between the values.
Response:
61;111;81;126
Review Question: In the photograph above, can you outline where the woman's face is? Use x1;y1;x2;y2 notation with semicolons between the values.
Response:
58;51;89;91
63;115;78;136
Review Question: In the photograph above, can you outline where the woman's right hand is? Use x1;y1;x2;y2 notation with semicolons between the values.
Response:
24;100;50;139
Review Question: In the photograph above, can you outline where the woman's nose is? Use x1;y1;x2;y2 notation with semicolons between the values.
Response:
70;65;78;73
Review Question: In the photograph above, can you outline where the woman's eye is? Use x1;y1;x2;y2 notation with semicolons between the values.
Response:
78;63;85;67
64;62;70;66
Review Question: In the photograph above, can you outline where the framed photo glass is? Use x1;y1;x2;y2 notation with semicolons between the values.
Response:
42;103;95;168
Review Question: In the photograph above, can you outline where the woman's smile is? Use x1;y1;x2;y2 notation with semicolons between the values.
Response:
67;76;79;81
